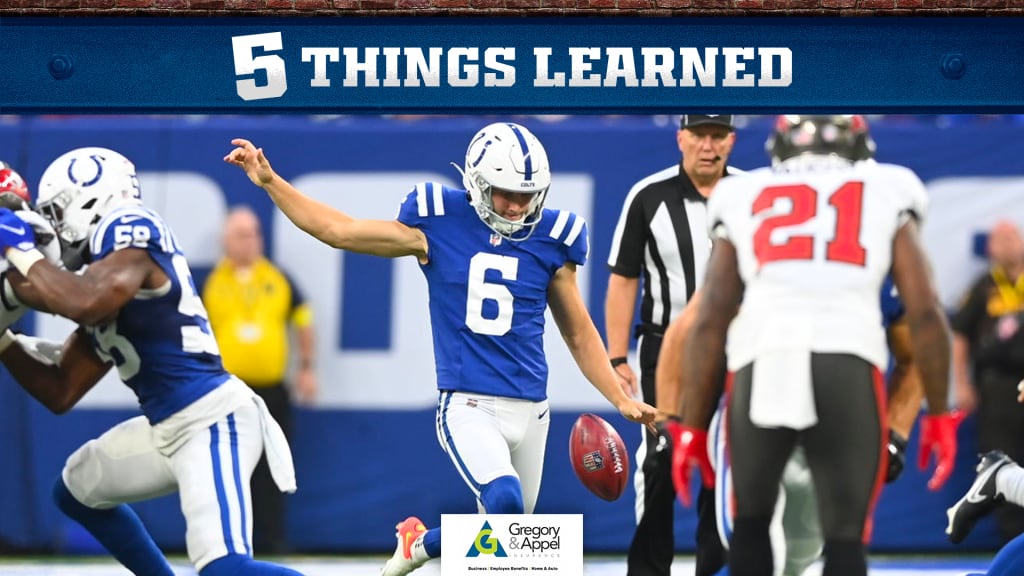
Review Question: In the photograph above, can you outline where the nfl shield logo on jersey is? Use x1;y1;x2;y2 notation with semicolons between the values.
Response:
490;233;502;247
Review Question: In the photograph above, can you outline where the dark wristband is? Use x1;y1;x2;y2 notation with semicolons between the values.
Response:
610;357;628;368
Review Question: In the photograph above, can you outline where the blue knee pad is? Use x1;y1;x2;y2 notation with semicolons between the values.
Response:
480;476;523;514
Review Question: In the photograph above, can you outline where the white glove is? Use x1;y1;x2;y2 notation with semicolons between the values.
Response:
0;210;65;332
14;334;63;365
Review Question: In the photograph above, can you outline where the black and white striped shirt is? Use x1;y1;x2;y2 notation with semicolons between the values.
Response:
607;163;740;337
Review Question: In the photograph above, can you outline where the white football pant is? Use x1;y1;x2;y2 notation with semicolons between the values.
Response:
435;391;550;514
62;382;266;570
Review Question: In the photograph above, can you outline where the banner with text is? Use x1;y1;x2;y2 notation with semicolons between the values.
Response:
441;514;583;576
2;18;1024;113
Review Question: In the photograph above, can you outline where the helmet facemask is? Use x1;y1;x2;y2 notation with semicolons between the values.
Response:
37;189;93;271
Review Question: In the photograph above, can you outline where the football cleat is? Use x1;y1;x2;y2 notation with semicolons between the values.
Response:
946;450;1014;544
381;516;427;576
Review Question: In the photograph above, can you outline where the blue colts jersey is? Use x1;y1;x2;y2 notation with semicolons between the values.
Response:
86;205;229;424
398;183;589;401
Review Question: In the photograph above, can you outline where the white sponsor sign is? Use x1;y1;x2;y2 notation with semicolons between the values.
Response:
441;514;582;576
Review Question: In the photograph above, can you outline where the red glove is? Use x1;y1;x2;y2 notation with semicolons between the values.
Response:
666;420;714;507
917;410;964;491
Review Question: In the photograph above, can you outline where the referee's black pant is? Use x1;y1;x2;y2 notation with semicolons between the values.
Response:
627;334;727;576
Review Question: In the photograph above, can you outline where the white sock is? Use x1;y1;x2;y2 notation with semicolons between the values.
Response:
410;534;431;564
996;463;1024;506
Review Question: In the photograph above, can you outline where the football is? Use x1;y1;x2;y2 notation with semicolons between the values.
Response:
569;413;629;501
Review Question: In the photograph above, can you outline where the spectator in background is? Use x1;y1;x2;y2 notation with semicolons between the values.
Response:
953;219;1024;543
202;206;317;555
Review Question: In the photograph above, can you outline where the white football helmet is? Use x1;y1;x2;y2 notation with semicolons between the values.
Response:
456;122;551;241
36;147;141;270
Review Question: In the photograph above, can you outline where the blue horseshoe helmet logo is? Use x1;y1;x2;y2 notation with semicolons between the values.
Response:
67;154;105;187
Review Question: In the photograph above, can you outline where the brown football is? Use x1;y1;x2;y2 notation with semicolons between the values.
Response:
569;413;629;501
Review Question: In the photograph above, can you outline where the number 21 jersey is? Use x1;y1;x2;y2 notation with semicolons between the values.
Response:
707;161;928;372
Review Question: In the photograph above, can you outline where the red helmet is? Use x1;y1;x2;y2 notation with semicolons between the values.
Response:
0;161;31;207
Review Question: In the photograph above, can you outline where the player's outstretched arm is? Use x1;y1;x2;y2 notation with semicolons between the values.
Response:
548;263;656;427
681;240;740;430
673;242;741;506
0;327;111;414
883;318;928;483
891;220;950;416
656;289;720;506
224;139;427;260
7;249;154;327
655;290;702;422
891;219;959;491
886;319;925;439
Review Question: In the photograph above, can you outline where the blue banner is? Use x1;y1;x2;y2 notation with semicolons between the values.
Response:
2;17;1024;113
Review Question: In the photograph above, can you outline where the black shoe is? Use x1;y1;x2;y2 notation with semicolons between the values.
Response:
946;450;1014;544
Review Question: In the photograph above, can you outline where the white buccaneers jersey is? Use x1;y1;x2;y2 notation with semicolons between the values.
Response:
707;159;928;371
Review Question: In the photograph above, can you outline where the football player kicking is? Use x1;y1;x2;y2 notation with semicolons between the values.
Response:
0;147;308;576
670;115;959;576
224;122;657;576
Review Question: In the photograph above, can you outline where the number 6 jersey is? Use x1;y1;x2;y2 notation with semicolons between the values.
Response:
707;160;928;372
398;182;589;401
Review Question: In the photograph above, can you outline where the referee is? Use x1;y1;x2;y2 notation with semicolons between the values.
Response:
605;114;739;576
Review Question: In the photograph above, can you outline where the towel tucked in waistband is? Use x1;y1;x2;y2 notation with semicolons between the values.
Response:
252;393;297;494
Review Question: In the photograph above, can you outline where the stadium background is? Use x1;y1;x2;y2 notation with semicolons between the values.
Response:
0;113;1022;556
